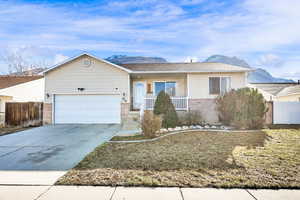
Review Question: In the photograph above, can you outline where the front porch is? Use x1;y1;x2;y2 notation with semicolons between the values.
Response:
130;73;188;111
144;96;188;110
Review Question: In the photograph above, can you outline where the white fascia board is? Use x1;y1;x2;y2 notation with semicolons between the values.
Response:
43;52;132;74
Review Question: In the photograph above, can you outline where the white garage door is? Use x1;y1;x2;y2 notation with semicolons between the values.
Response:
54;95;121;124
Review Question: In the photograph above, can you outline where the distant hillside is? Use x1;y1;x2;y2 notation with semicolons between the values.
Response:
106;55;167;64
205;55;294;83
204;55;251;68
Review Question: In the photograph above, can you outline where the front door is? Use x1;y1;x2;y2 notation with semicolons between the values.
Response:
133;82;146;109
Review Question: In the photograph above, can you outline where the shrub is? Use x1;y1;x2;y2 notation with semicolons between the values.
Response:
216;90;237;125
153;91;169;115
153;91;178;128
162;104;178;128
141;110;162;138
180;110;204;126
216;88;268;129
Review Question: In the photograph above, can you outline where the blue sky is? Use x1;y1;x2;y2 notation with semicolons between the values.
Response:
0;0;300;80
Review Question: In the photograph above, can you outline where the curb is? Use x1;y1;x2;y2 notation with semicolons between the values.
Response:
108;129;261;143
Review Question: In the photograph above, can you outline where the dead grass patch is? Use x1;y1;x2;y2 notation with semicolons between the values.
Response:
57;130;300;188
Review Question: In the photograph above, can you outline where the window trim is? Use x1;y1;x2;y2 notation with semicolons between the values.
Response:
209;76;231;95
153;81;177;96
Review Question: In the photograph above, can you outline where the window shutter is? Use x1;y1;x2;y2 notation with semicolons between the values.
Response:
147;83;152;94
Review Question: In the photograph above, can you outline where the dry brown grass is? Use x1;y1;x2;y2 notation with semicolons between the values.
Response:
57;130;300;188
0;126;33;136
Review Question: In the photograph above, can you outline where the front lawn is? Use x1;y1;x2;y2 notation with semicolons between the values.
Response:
57;129;300;188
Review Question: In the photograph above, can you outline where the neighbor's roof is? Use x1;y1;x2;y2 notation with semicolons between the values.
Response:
250;83;298;96
121;62;253;73
0;75;43;89
277;84;300;97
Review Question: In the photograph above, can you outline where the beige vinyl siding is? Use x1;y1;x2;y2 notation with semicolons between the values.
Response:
131;74;187;96
277;94;300;101
45;55;130;103
188;72;246;99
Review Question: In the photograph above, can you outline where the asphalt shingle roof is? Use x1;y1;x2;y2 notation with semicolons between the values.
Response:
0;75;43;89
121;62;252;73
251;83;299;96
277;84;300;97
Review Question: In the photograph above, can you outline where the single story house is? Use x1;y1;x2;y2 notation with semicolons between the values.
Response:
0;75;44;123
43;53;252;125
250;83;300;101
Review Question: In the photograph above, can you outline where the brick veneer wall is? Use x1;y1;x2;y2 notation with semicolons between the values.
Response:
43;103;52;124
121;102;130;120
188;99;219;124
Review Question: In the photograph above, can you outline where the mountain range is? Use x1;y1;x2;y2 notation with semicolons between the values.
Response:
106;55;167;64
204;55;294;83
106;55;294;83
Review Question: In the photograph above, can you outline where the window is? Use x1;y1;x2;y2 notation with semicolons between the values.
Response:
209;77;231;95
154;81;176;96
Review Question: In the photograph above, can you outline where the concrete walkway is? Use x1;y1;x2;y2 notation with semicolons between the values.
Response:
0;186;299;200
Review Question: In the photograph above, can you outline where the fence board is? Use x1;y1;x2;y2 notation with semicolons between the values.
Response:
273;101;300;124
5;102;43;127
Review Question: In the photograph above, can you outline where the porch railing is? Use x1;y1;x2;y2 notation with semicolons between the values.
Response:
144;96;188;111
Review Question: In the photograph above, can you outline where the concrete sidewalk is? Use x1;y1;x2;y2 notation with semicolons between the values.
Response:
0;186;299;200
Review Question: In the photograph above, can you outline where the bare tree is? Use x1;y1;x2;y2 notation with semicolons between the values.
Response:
0;48;50;75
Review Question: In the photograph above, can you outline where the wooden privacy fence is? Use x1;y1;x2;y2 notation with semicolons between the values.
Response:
5;102;43;127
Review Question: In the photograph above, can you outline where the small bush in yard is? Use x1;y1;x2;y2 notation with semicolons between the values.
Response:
216;90;237;125
180;110;204;126
162;105;178;128
216;88;268;129
153;91;178;128
142;110;162;138
153;91;169;115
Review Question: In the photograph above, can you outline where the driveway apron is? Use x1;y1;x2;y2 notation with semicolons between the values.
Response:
0;124;120;170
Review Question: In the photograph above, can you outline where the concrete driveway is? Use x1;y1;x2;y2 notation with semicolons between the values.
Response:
0;124;120;171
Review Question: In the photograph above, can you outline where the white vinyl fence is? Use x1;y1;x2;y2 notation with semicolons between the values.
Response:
273;101;300;124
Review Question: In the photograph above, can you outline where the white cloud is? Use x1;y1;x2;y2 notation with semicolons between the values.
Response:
53;54;69;65
0;0;300;80
184;56;198;63
257;54;283;68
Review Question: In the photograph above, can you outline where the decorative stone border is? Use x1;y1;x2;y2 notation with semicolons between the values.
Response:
108;129;261;143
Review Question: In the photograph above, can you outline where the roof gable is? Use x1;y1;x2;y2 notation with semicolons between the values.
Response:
43;53;132;74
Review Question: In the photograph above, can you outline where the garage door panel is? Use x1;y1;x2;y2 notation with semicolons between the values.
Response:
54;95;121;124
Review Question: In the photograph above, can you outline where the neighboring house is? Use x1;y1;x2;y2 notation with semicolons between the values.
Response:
0;76;44;123
276;85;300;101
43;53;252;125
250;83;299;101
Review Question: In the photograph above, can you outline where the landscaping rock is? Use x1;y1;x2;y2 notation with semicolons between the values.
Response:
174;127;182;131
168;128;174;132
160;128;168;133
196;125;203;129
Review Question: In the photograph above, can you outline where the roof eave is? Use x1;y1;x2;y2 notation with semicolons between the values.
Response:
130;70;252;74
43;52;132;74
